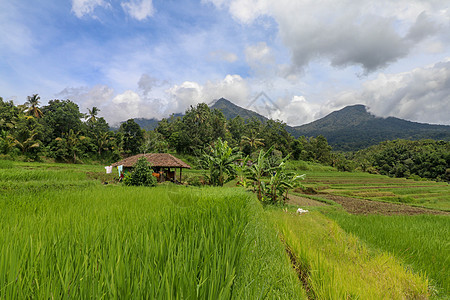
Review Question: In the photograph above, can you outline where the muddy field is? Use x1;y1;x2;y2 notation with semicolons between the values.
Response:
290;192;449;216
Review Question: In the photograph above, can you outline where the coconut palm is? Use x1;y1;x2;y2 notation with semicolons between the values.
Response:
26;94;43;118
87;107;100;123
241;130;264;152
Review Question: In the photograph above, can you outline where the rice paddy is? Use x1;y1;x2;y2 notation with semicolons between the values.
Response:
0;162;304;299
1;160;448;298
299;170;450;211
325;211;450;297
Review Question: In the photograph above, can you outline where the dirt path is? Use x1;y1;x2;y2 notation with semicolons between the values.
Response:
324;195;449;216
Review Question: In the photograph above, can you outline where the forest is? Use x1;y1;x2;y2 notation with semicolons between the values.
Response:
1;95;448;182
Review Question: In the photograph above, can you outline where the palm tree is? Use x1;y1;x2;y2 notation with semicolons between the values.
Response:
26;94;43;118
11;131;40;154
87;107;100;123
241;130;264;152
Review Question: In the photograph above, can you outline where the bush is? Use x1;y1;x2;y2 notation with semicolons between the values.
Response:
123;157;157;187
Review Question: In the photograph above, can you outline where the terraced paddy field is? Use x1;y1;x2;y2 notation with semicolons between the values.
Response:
298;169;450;211
1;160;448;298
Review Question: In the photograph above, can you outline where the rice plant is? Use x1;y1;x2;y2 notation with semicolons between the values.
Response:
270;210;430;299
326;211;450;297
0;174;305;298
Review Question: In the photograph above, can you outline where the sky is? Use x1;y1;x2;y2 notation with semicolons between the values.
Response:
1;0;449;126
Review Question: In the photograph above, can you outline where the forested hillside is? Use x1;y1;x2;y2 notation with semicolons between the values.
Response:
290;104;450;150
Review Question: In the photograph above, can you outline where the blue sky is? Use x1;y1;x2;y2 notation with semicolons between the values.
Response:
1;0;449;126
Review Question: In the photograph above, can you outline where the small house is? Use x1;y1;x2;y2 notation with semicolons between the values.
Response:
111;153;191;183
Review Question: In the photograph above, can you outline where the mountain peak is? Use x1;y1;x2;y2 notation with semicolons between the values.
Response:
209;98;268;122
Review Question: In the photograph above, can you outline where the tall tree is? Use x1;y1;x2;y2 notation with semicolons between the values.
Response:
41;99;84;143
119;119;144;155
87;107;100;123
26;94;44;118
241;130;264;153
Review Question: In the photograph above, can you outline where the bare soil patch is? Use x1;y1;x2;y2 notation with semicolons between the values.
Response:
324;195;449;216
288;194;327;207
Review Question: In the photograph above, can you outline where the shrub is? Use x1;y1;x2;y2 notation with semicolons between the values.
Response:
123;157;157;187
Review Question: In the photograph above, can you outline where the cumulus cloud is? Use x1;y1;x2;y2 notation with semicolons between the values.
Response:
56;85;115;117
271;95;323;126
138;74;168;96
71;0;110;18
121;0;154;21
166;74;251;114
206;0;447;73
333;60;450;125
56;74;250;126
245;42;275;75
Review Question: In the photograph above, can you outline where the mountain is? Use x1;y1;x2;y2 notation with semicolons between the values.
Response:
133;118;160;131
289;105;450;151
208;99;450;151
209;98;268;122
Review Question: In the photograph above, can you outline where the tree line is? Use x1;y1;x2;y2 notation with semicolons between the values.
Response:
2;95;446;182
0;96;332;164
332;139;450;182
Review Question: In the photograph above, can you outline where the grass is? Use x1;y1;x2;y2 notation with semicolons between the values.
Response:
2;159;448;298
324;210;450;297
0;161;305;299
269;209;430;299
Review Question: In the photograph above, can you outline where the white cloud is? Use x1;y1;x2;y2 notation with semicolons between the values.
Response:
245;42;274;68
206;0;449;73
228;0;268;23
121;0;154;21
166;74;251;114
333;60;450;125
71;0;110;18
273;95;322;126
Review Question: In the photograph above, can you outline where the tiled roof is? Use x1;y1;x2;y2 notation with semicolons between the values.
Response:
111;153;191;168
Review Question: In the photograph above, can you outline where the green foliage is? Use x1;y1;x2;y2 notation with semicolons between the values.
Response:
354;139;450;182
41;99;85;144
246;147;305;204
119;119;145;155
123;157;157;187
25;94;43;118
200;138;240;186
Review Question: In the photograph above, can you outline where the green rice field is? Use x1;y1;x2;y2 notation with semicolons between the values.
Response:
1;160;449;298
324;211;450;296
299;169;450;211
0;162;305;299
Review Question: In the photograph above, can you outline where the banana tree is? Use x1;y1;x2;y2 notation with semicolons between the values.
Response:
200;138;241;186
245;147;274;201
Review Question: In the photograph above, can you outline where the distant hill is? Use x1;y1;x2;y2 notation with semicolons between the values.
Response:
133;118;160;131
209;98;268;122
207;99;450;151
289;105;450;151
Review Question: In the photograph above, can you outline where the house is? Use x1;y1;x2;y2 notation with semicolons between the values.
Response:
111;153;191;183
